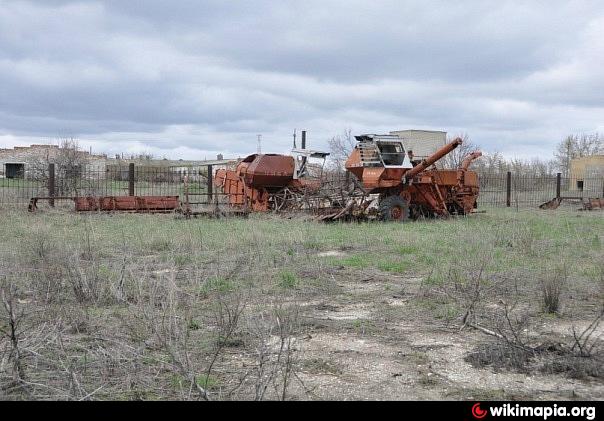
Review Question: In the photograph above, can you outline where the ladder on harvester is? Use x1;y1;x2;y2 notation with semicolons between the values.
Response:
357;142;382;167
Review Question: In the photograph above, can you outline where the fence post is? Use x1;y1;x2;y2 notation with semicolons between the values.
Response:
207;164;213;203
128;163;135;196
556;173;561;200
506;171;511;207
48;163;55;207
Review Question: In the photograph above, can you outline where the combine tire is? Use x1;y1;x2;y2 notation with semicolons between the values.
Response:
379;196;410;222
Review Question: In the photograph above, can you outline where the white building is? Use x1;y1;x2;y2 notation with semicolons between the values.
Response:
389;130;447;160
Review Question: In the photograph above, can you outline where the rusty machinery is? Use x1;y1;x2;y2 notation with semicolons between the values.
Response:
325;134;482;221
213;132;330;212
212;131;482;221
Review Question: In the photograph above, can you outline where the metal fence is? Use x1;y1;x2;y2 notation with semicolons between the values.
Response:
0;163;221;209
0;164;602;210
478;173;604;208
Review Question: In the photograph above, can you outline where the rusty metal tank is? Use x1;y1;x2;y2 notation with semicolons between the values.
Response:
238;154;295;190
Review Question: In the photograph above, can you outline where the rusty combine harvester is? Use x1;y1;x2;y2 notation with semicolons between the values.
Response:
321;134;482;221
213;133;330;213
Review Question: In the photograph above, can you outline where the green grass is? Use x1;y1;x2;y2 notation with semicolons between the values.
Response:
200;277;235;295
278;270;299;288
1;208;600;283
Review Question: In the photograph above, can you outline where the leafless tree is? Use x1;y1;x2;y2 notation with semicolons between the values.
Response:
327;129;356;170
555;133;603;177
30;137;92;196
441;133;479;169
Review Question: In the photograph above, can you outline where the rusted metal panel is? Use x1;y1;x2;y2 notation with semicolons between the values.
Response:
74;196;179;212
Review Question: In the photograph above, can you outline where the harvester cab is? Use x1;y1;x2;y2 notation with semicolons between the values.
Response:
352;134;413;169
290;148;330;180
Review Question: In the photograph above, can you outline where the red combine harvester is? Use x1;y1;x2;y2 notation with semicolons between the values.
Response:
214;149;329;212
341;134;481;221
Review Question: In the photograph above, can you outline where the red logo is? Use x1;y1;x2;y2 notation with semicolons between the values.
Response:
472;403;488;419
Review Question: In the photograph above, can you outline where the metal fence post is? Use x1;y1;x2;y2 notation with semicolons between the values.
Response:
128;163;135;196
48;163;55;207
556;172;561;200
506;171;511;207
207;164;213;203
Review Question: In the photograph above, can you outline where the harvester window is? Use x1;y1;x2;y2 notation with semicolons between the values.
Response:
377;142;406;166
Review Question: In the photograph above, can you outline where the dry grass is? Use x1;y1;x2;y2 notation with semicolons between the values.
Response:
0;207;602;400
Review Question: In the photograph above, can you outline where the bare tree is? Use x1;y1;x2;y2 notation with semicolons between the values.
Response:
30;138;91;195
441;133;480;169
327;129;356;170
555;133;603;177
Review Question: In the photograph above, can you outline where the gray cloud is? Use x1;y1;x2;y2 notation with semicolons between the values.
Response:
0;0;603;160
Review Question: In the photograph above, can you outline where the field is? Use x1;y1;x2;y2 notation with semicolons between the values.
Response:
0;208;602;400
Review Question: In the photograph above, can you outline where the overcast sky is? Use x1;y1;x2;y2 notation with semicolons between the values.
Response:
1;1;603;160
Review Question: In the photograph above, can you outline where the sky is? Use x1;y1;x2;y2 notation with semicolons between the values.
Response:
0;0;603;160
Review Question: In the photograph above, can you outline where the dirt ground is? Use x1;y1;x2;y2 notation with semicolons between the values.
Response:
284;266;603;400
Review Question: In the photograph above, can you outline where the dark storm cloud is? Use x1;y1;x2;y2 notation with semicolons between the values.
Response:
0;0;603;159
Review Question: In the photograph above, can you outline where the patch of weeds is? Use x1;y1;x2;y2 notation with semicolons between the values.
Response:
303;240;322;250
302;358;343;376
200;277;235;297
149;238;172;252
417;254;435;266
435;303;459;321
350;318;374;334
396;245;419;255
217;336;245;348
174;255;193;266
377;259;408;273
590;235;601;250
540;266;566;314
278;270;298;289
195;374;219;389
97;264;114;281
170;374;186;389
123;389;160;401
334;255;372;269
421;273;445;287
188;319;201;330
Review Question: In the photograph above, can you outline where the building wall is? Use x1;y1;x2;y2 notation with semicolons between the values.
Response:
389;130;447;159
568;155;604;193
569;155;604;179
0;145;107;178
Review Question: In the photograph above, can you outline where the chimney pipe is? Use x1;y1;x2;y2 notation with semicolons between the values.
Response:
301;131;307;150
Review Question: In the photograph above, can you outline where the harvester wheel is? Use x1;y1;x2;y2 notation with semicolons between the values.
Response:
379;196;410;222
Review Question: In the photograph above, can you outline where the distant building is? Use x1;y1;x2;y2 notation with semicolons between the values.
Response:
0;144;107;179
0;144;236;181
569;155;604;193
389;130;447;160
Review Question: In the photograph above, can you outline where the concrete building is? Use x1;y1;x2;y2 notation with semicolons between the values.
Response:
0;144;236;181
568;155;604;193
389;130;447;160
0;144;107;179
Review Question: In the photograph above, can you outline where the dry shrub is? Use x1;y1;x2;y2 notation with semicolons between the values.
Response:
540;266;567;314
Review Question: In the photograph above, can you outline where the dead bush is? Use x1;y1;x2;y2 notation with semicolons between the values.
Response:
540;266;567;314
